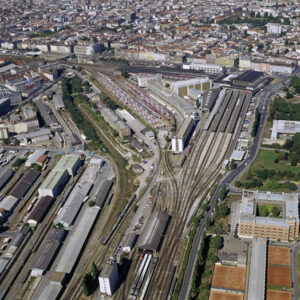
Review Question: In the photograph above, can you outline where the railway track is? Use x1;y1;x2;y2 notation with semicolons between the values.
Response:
145;93;244;299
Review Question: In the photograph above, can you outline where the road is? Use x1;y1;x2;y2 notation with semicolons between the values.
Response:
178;78;286;300
291;241;300;300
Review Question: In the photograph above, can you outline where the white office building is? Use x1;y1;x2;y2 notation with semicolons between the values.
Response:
98;263;119;297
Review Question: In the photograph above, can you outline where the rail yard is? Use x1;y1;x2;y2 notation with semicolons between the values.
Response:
0;55;296;300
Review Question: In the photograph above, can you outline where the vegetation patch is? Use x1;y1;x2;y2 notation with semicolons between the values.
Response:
235;149;299;191
256;203;282;218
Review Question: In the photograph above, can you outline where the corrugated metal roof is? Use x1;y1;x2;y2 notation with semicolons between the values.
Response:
55;206;99;274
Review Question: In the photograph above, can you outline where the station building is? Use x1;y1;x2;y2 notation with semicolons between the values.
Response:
238;192;299;242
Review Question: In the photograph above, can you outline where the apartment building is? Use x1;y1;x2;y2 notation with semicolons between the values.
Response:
238;192;299;242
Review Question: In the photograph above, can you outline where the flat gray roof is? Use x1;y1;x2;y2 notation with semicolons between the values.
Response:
138;211;169;252
248;238;266;300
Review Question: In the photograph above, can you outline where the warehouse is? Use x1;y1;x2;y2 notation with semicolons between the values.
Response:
138;211;169;253
0;258;10;276
25;149;45;167
172;117;195;153
9;168;40;199
95;180;114;209
38;169;69;198
101;107;131;139
55;206;100;274
0;195;18;219
38;155;81;197
271;120;300;140
27;196;55;227
0;169;14;191
54;155;82;176
30;228;67;276
4;225;31;258
54;182;92;227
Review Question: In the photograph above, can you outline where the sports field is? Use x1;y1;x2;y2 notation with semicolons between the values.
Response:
211;265;246;291
209;290;243;300
268;245;290;265
266;290;292;300
267;265;291;287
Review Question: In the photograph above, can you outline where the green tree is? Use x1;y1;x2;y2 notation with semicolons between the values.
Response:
82;273;93;296
251;107;260;137
121;70;129;78
234;181;242;187
210;235;222;250
92;262;100;279
220;185;227;200
257;205;268;217
230;159;235;170
271;206;280;217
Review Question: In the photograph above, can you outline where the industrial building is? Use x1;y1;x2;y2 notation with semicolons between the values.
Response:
30;228;67;276
54;155;81;176
116;108;155;140
25;149;46;167
0;98;10;116
172;117;195;153
202;88;221;112
138;211;169;253
238;192;299;241
101;107;131;139
55;206;100;274
4;225;31;259
38;155;81;197
99;263;119;297
170;77;212;97
0;169;14;190
271;120;300;140
38;169;69;198
54;163;95;227
9;168;40;199
27;196;55;227
0;195;19;219
247;238;266;300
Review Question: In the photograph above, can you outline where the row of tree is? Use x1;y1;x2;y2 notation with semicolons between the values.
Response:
251;107;260;137
61;78;106;151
